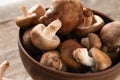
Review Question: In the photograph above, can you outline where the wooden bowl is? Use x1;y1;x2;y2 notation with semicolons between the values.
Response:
18;10;120;80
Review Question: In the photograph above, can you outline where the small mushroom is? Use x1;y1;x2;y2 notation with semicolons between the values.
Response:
73;48;94;67
22;28;42;61
100;21;120;53
30;19;61;50
73;47;112;72
74;11;105;38
29;4;46;24
89;47;112;72
16;6;37;28
60;39;83;70
40;50;67;71
0;61;10;80
81;33;102;49
39;0;84;35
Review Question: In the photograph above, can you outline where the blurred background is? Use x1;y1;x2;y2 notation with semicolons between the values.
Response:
0;0;120;80
0;0;120;23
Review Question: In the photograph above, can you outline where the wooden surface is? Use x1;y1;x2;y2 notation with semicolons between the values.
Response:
0;0;120;80
0;20;32;80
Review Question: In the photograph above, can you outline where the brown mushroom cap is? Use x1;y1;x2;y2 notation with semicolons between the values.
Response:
29;4;46;24
81;33;102;49
73;48;95;67
40;50;67;71
74;15;105;37
89;47;112;72
60;39;83;70
30;19;61;50
39;0;84;35
100;21;120;53
16;6;37;28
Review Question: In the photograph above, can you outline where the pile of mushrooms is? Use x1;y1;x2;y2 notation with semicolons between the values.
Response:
16;0;120;73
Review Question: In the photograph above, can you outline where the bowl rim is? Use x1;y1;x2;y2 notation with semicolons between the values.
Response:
18;9;120;78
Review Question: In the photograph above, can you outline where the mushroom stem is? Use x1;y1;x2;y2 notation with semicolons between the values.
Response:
83;8;94;27
20;6;28;17
0;61;9;80
73;48;95;67
43;19;62;39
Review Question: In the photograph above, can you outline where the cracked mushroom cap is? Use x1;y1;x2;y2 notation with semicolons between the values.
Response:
39;0;84;35
60;39;83;70
30;19;61;50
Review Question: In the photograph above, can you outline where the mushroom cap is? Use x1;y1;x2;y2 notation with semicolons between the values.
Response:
89;47;112;72
39;0;84;35
88;33;102;49
100;21;120;52
29;4;46;24
74;15;105;37
30;24;60;50
40;50;67;71
0;61;9;80
16;13;37;28
81;33;102;50
60;39;82;70
73;48;95;67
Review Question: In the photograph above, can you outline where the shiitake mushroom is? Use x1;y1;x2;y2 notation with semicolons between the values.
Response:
39;0;84;36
